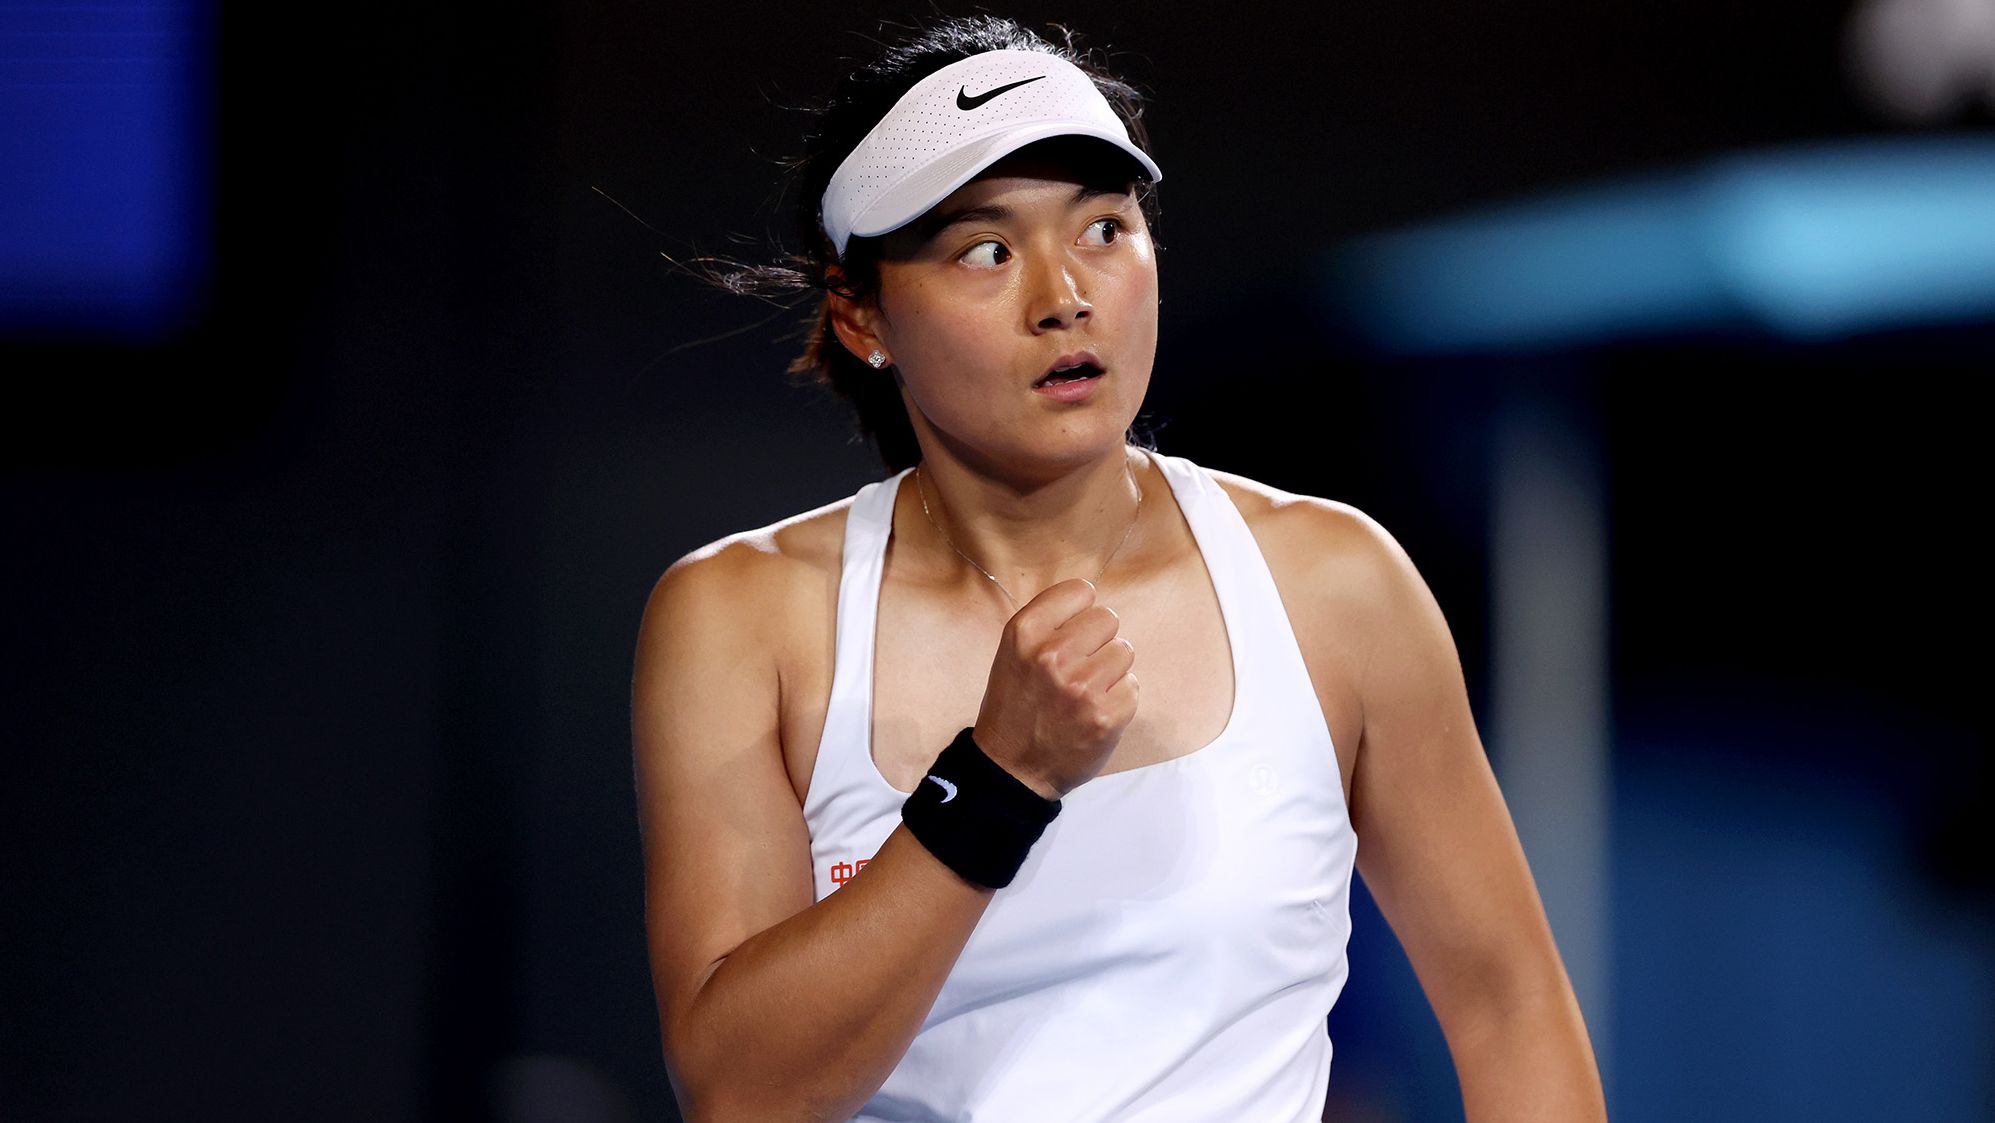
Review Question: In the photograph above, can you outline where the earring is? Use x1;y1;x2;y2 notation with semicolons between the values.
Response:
866;350;888;369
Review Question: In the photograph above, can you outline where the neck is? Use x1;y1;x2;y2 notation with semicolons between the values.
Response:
906;444;1151;603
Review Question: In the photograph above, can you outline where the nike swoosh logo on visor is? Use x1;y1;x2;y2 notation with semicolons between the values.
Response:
925;775;959;803
957;75;1045;110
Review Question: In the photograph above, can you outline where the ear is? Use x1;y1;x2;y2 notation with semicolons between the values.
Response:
826;271;889;367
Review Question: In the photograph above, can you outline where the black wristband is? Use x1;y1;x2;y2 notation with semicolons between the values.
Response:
901;726;1062;890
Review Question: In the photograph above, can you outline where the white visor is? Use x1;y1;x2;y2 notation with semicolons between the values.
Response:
819;48;1163;260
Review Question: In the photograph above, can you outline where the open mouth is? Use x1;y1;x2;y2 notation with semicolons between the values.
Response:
1034;361;1105;387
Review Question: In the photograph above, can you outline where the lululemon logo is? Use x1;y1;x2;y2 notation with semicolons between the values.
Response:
925;774;959;803
956;75;1044;111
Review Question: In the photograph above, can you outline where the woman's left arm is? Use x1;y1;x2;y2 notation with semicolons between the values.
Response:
1327;506;1608;1122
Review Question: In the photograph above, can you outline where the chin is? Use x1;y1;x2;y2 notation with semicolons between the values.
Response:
1022;423;1140;465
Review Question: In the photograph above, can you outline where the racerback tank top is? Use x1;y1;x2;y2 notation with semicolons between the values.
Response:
803;449;1359;1122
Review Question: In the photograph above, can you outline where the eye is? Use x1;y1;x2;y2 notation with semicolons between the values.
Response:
1082;217;1124;246
960;240;1009;268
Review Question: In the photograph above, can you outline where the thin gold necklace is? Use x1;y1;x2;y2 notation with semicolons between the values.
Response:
912;456;1144;610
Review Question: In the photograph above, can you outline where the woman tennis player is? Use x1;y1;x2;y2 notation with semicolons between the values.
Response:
631;15;1607;1122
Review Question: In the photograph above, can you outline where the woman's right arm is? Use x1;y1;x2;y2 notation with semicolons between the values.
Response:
631;545;997;1123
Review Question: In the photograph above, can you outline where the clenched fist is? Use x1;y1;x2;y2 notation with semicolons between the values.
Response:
970;578;1139;800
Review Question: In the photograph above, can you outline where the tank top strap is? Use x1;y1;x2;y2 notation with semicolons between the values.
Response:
802;466;912;819
1145;450;1338;755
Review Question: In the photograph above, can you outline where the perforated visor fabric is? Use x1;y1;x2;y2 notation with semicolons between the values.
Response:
821;49;1162;257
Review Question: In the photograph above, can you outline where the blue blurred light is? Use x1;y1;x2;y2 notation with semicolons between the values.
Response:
1329;137;1995;352
0;1;210;339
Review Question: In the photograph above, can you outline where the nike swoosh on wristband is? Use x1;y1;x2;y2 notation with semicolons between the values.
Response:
925;774;959;802
956;75;1045;111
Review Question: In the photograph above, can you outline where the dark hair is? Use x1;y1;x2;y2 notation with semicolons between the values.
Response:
701;15;1165;473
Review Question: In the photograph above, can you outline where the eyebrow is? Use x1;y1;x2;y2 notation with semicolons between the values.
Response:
911;183;1133;246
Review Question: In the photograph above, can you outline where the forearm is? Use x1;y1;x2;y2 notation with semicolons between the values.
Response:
670;824;994;1122
1445;983;1608;1123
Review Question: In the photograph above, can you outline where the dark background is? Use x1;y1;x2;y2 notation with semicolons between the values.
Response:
5;1;1990;1120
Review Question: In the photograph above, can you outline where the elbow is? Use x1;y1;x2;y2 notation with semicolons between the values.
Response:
664;1056;753;1123
660;977;869;1122
673;1082;840;1123
662;1031;744;1123
669;1057;857;1123
658;971;729;1119
662;1027;820;1123
661;1010;724;1122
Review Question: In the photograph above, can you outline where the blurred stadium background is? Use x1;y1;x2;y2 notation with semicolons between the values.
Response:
3;1;1989;1120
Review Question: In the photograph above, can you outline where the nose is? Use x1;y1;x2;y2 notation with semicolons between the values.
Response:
1026;247;1091;330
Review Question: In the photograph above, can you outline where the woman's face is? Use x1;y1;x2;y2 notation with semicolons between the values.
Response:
845;148;1160;476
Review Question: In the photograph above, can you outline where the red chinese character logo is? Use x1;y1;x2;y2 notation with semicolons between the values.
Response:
828;856;875;887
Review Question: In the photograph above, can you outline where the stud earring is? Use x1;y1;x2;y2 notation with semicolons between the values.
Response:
866;350;888;369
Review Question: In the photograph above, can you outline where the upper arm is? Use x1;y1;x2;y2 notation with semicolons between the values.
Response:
1336;511;1568;1037
630;544;815;1070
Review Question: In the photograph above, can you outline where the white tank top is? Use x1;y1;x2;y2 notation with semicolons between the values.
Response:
804;450;1359;1122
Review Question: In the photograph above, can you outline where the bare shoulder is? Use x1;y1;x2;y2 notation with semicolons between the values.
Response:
631;492;864;1062
644;491;854;643
1204;465;1406;604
